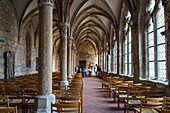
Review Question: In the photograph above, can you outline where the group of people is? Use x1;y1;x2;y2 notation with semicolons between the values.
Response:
76;64;101;78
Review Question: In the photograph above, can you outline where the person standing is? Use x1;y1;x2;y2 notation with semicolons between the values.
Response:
94;64;98;76
82;67;86;78
89;67;92;77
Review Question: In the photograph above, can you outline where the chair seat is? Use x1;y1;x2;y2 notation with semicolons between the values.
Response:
134;108;159;113
128;100;140;105
9;99;22;104
110;87;116;90
119;94;127;98
26;99;34;103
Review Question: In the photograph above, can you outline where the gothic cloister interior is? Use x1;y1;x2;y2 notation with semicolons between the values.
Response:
0;0;170;113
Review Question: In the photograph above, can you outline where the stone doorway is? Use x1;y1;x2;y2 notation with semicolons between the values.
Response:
79;60;86;68
4;51;15;79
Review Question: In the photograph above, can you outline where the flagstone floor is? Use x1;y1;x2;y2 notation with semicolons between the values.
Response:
83;76;133;113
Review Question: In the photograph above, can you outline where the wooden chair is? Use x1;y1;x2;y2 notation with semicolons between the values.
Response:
162;96;170;113
128;83;142;91
116;84;130;110
135;86;151;91
145;90;165;98
0;106;17;113
102;77;111;89
134;97;163;113
124;90;145;113
51;102;80;113
108;79;123;99
161;109;170;113
52;89;64;103
59;96;82;113
0;95;17;113
4;84;23;112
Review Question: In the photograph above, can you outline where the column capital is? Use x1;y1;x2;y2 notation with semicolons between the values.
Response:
38;0;54;7
59;22;70;37
68;36;73;45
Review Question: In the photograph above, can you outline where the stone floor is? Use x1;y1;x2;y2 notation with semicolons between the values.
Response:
83;76;133;113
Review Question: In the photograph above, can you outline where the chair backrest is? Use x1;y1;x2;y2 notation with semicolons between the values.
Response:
0;95;9;107
51;102;80;113
145;90;165;98
0;106;17;113
128;83;142;91
135;86;151;91
161;109;170;113
64;89;82;97
162;96;170;111
140;97;163;113
127;90;145;101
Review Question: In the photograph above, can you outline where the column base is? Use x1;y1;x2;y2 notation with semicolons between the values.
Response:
67;76;72;79
166;86;170;96
33;94;55;113
59;80;69;86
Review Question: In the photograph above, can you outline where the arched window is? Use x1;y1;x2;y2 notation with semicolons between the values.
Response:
26;35;31;68
147;0;166;81
147;18;155;79
123;11;132;75
156;0;166;80
113;41;117;72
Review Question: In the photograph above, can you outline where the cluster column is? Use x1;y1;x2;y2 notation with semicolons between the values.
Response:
59;22;69;86
67;37;73;78
34;0;55;112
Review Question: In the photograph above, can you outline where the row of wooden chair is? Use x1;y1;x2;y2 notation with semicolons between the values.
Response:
101;76;168;113
51;73;83;113
0;72;69;113
0;95;18;113
134;96;170;113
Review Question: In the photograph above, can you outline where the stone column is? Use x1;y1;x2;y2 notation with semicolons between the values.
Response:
120;36;124;74
103;46;105;71
34;0;55;113
53;46;57;71
71;46;74;74
100;48;103;70
111;38;114;72
139;0;146;78
59;22;69;86
67;37;73;78
165;30;170;96
132;9;140;82
116;33;120;76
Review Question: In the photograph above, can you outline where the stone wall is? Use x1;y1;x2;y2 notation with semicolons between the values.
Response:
77;40;98;69
0;0;38;78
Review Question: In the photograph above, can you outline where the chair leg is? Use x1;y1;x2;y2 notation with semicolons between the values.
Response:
102;82;103;89
118;96;120;110
124;102;126;113
110;91;112;98
134;109;136;113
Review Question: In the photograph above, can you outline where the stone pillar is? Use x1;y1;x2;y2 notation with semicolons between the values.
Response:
120;36;124;74
132;9;140;82
59;22;69;86
111;39;114;72
34;1;55;113
116;33;120;76
71;46;74;74
165;30;170;96
139;0;146;78
67;37;73;78
100;48;103;70
103;46;105;71
53;46;57;71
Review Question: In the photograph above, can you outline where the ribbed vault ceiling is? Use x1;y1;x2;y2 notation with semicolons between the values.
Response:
12;0;128;53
